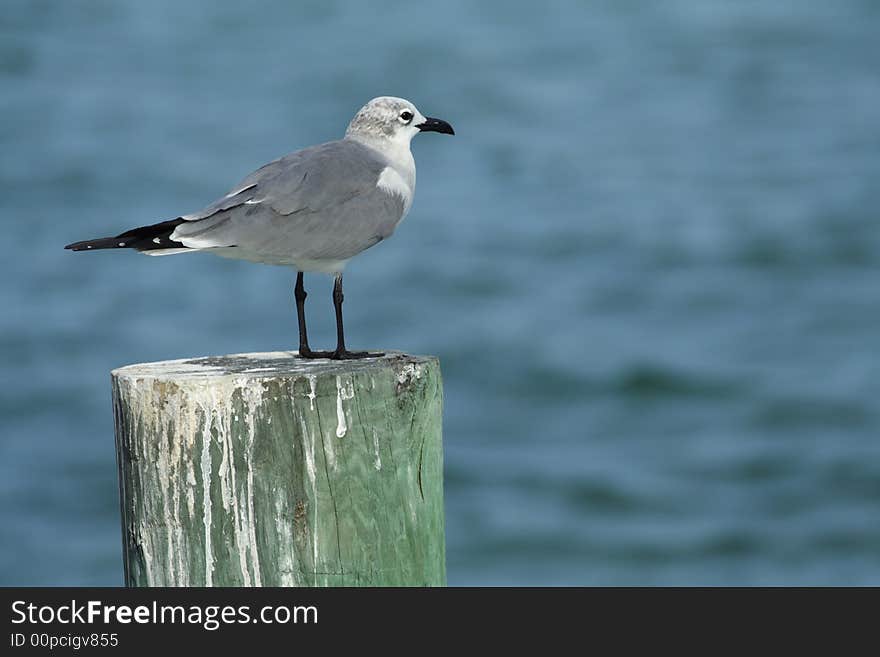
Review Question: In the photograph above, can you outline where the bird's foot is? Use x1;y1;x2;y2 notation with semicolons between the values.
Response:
298;347;383;360
297;347;336;359
330;349;384;360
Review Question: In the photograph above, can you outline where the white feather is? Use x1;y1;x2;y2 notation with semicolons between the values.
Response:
142;248;197;256
376;166;413;214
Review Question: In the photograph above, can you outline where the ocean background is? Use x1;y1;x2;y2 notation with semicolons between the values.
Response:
2;0;879;585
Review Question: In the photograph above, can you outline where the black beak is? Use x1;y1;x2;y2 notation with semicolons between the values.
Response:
417;117;455;135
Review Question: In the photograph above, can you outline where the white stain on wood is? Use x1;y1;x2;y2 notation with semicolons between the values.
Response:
396;362;423;386
124;371;271;586
335;377;348;438
335;376;354;439
308;375;318;411
239;382;264;586
200;404;214;586
299;414;319;585
372;428;382;471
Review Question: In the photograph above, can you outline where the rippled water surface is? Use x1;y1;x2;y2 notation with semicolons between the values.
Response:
2;0;879;585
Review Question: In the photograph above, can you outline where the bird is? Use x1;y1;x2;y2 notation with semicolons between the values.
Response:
65;96;454;359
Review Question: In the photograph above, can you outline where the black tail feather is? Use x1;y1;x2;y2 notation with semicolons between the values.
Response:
65;218;187;252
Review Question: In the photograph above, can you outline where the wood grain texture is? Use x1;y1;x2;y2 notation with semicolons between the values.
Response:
111;351;444;586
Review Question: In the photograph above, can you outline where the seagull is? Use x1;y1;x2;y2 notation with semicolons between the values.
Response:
65;96;454;359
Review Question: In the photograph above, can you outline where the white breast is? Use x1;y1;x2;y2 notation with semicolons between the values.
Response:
376;166;414;214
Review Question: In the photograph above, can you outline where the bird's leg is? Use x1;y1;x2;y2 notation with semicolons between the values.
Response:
330;273;375;360
294;272;332;358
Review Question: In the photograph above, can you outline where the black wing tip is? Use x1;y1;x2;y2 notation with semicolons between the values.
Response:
64;218;188;253
65;240;99;251
64;238;126;251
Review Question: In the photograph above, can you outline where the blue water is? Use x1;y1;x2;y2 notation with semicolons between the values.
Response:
2;1;879;585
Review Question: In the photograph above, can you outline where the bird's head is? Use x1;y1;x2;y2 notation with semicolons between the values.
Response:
345;96;454;148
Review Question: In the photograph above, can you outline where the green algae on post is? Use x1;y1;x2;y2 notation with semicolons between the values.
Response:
111;351;445;587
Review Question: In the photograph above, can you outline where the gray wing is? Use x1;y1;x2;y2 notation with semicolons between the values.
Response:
171;139;406;263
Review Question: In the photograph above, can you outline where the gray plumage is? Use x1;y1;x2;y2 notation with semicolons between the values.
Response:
173;139;406;269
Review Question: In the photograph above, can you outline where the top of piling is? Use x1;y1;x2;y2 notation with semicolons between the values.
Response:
111;351;438;382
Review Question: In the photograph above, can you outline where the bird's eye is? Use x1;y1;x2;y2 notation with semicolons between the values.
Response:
399;110;414;123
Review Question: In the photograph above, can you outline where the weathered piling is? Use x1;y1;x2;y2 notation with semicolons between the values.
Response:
111;351;444;586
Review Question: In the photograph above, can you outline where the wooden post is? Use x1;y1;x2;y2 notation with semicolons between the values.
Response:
111;351;445;587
